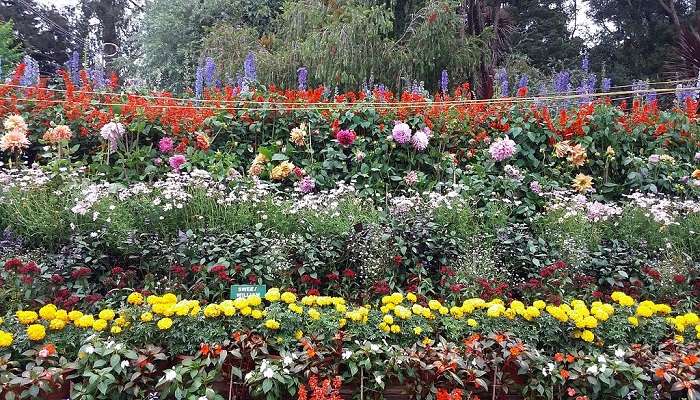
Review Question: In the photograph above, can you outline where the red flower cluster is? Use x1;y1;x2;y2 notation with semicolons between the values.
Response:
540;260;567;278
297;376;343;400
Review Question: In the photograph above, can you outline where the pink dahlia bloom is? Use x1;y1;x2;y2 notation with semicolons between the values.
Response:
488;137;516;161
169;154;187;171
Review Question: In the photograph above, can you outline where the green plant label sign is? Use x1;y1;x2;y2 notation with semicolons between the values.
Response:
230;285;266;299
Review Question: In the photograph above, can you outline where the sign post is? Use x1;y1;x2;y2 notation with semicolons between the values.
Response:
230;284;267;299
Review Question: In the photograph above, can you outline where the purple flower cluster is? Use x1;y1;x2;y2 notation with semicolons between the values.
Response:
581;53;590;73
488;137;517;162
244;52;257;82
392;122;412;144
297;67;308;90
602;77;612;93
20;55;39;87
90;68;106;90
204;57;216;88
66;51;81;87
404;171;418;186
554;71;571;94
298;176;316;193
495;68;508;97
440;69;449;94
194;66;204;99
529;181;542;195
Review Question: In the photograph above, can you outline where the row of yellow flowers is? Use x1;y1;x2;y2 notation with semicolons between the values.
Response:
1;289;699;349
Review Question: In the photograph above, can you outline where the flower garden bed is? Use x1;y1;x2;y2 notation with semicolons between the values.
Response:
0;65;699;399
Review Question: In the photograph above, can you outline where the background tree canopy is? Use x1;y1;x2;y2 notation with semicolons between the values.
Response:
2;0;700;94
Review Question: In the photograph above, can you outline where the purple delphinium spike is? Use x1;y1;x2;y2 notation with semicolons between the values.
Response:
67;51;80;86
554;71;571;94
602;77;611;93
297;67;308;90
90;68;106;90
194;66;204;99
495;68;508;97
20;55;39;86
581;53;589;73
244;52;257;82
203;57;216;88
518;75;529;90
440;69;448;94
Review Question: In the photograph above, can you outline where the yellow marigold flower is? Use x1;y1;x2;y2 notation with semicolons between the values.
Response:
684;313;699;325
26;324;46;341
264;319;280;330
76;315;95;328
450;306;464;319
413;326;423;335
140;312;154;322
335;304;347;313
339;318;347;328
628;316;639;327
654;304;672;315
161;293;177;304
265;288;281;302
412;304;424;315
93;319;108;332
438;307;449;316
99;309;116;321
127;292;144;305
248;295;262;307
39;304;57;320
203;304;221;318
486;304;505;318
510;300;525;312
580;329;594;343
54;310;68;322
584;315;598;329
0;330;13;347
533;300;546;310
422;337;433;346
68;310;83;322
251;310;263;320
281;292;296;304
504;308;516;320
240;306;252;316
675;335;684;343
467;318;478;327
16;311;38;325
157;318;173;330
383;315;394;325
428;300;441;311
421;309;433;319
49;319;66;331
308;308;321;320
114;317;128;327
190;305;201;316
294;330;303;340
111;326;122;335
289;304;303;314
390;325;401;334
390;293;404;304
406;293;417;302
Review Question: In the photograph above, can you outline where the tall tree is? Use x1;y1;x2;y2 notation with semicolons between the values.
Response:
505;0;582;72
0;19;22;72
587;0;695;83
0;0;77;73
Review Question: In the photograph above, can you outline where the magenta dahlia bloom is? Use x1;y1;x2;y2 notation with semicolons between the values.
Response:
159;137;174;153
336;129;356;147
392;122;412;144
488;137;516;161
169;154;187;171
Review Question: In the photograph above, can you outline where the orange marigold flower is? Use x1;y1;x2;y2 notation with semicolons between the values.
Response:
554;353;565;362
683;354;699;365
560;369;570;380
566;354;575;363
655;368;666;378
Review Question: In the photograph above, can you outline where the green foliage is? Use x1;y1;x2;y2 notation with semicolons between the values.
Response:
0;20;22;73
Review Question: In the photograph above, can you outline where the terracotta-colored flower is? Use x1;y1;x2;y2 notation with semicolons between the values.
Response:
655;368;666;378
42;125;73;144
560;369;570;380
566;354;575;363
554;353;565;362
